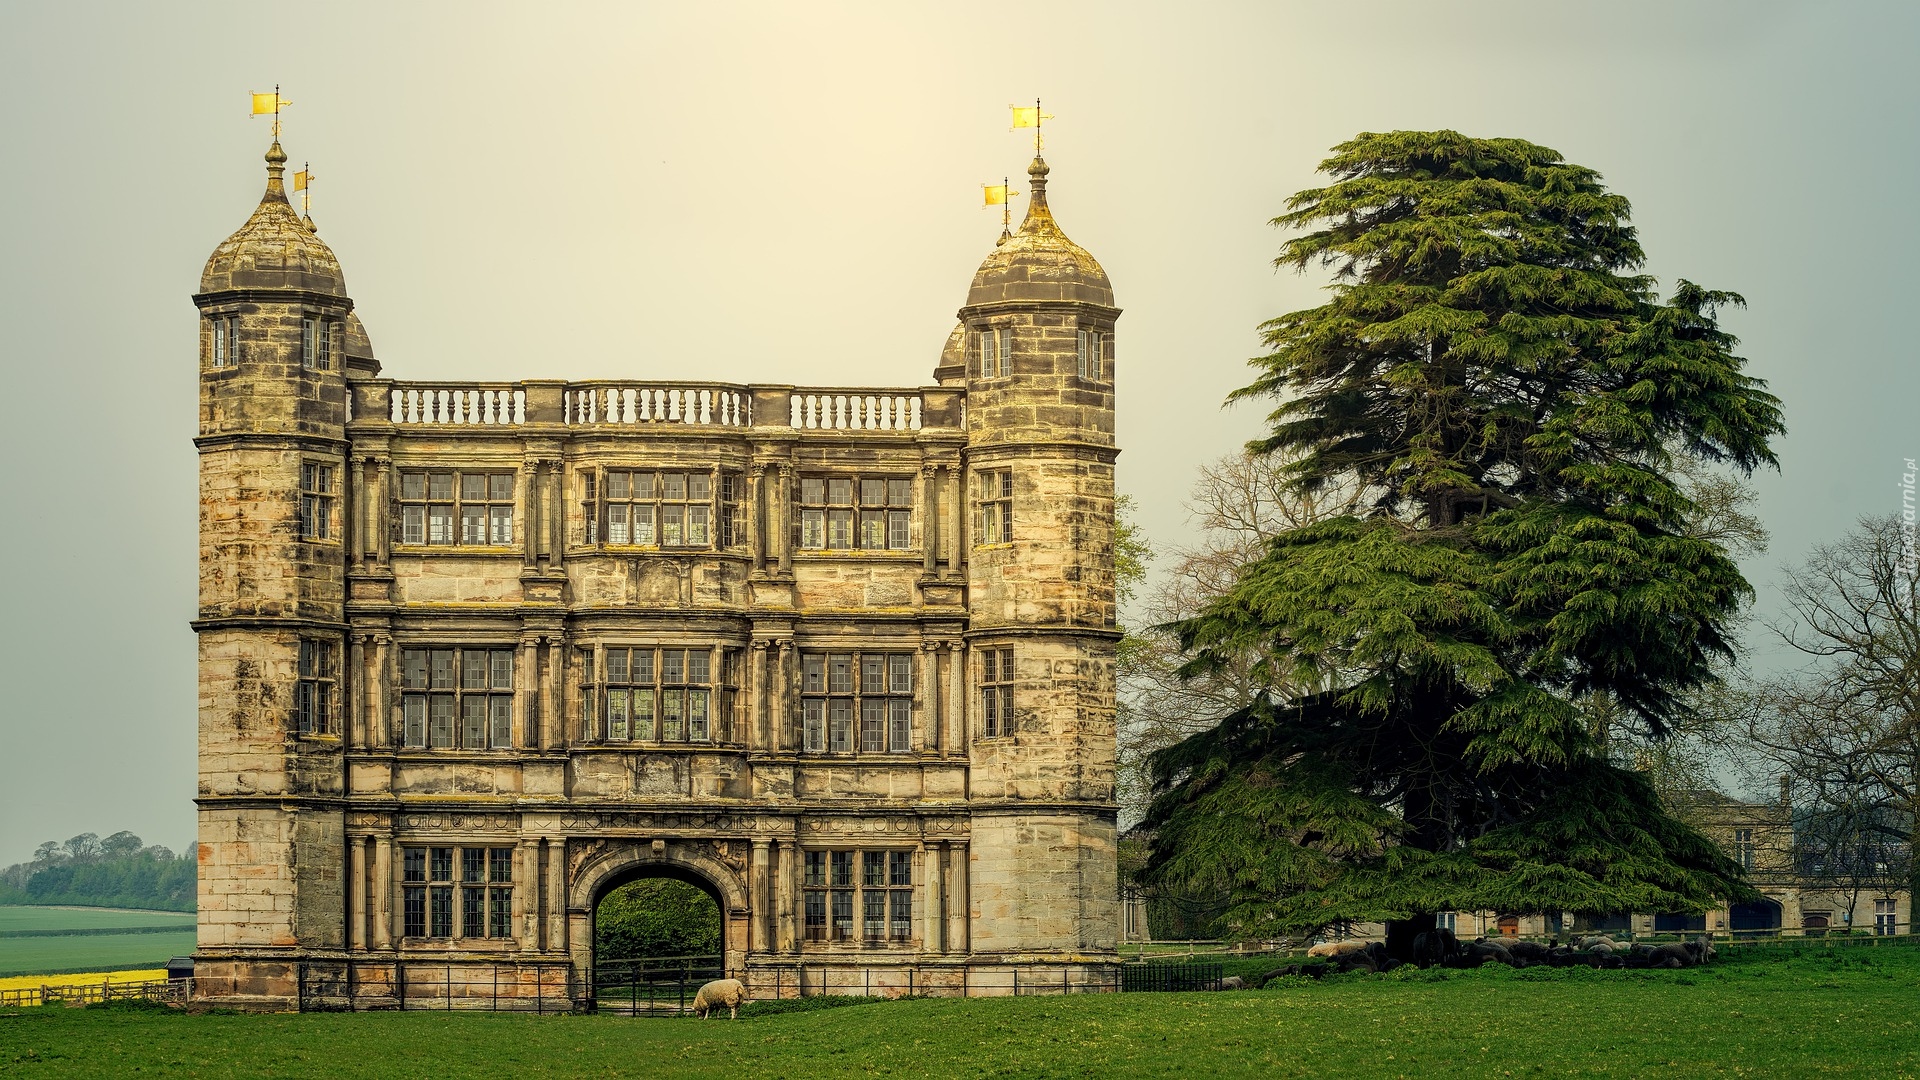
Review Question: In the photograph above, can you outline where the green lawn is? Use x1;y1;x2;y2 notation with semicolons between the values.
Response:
3;944;1917;1077
0;907;195;933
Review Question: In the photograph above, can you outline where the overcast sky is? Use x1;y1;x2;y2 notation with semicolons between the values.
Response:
1;1;1914;866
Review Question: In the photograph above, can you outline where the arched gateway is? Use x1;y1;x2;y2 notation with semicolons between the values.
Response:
571;840;749;987
189;137;1123;1009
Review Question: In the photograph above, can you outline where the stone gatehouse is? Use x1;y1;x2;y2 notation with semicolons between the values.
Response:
192;138;1121;1008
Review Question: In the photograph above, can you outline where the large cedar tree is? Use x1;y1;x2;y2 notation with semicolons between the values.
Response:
1141;131;1784;944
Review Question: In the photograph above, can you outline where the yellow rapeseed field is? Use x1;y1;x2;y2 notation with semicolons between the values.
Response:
0;969;166;992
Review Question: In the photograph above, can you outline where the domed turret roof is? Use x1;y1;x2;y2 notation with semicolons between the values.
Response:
965;156;1112;308
200;141;346;296
934;321;966;384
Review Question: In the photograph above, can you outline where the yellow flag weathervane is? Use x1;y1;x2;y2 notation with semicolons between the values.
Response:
250;86;291;138
294;164;315;216
1010;99;1053;153
982;177;1021;240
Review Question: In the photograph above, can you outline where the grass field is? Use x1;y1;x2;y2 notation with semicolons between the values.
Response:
0;907;196;976
2;943;1916;1078
0;907;194;933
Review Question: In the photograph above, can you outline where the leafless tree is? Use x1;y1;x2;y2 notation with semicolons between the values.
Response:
1590;461;1771;811
1116;450;1364;825
1731;516;1920;902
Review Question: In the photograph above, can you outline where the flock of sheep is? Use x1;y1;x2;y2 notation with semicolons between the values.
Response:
1239;928;1717;986
692;928;1719;1011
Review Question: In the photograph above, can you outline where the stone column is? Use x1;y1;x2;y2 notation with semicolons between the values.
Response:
748;640;769;750
349;459;366;565
348;836;368;951
920;642;940;753
921;462;939;575
547;462;566;568
545;839;567;953
922;841;944;954
516;637;540;749
748;467;766;573
774;465;792;576
373;458;392;567
519;460;538;568
768;638;791;749
946;463;963;577
750;840;772;954
947;841;969;955
773;839;795;953
950;641;969;758
371;634;392;749
348;636;367;751
540;638;561;751
371;834;394;950
588;643;606;743
516;838;541;950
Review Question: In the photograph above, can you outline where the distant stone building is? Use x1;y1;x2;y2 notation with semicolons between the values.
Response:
1442;790;1911;942
192;139;1121;1008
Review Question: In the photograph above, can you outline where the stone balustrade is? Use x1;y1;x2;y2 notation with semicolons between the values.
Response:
389;383;526;425
566;383;750;426
788;389;921;431
353;380;963;434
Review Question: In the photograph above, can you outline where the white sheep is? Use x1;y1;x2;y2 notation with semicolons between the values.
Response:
1306;940;1374;959
692;977;747;1019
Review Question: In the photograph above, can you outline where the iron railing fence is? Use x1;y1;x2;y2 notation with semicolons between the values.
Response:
1118;961;1226;993
592;954;725;1015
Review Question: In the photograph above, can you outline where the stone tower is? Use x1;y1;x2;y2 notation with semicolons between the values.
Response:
192;139;359;999
957;154;1121;955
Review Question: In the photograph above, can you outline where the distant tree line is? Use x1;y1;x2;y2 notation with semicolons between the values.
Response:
0;832;195;912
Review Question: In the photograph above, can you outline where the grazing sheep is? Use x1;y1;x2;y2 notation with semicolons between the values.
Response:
1645;937;1717;969
1576;935;1621;951
692;978;747;1019
1457;939;1513;967
1504;940;1550;967
1219;976;1246;990
1306;939;1374;960
1411;927;1460;969
1256;962;1331;985
1624;943;1658;969
1337;942;1401;974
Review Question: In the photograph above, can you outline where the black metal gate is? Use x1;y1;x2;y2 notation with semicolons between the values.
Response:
592;954;725;1015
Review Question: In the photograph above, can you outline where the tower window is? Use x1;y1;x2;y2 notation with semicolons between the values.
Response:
1077;329;1106;381
208;315;237;368
399;647;515;750
299;462;335;541
398;471;514;547
801;651;914;753
975;469;1013;545
976;327;1013;378
1733;828;1755;871
980;647;1015;737
295;638;339;736
797;475;912;552
300;317;342;371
